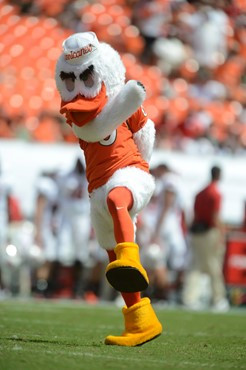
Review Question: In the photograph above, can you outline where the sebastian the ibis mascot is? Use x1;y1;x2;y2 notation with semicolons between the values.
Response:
55;32;162;346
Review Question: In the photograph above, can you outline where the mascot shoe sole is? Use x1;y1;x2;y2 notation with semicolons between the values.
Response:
105;242;149;292
106;265;148;292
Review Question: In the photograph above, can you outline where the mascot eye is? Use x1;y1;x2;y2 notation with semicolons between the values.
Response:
60;71;76;81
79;65;94;87
60;71;76;92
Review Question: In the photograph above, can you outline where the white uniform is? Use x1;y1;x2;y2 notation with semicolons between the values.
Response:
141;172;187;271
35;175;59;261
56;169;90;265
0;176;10;250
157;173;187;270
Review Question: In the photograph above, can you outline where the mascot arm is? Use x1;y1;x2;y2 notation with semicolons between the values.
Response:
133;118;156;163
72;80;146;142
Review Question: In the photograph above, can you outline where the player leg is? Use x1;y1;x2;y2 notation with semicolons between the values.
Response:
105;186;149;293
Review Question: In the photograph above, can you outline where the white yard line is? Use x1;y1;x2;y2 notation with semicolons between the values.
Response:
1;317;244;339
5;346;244;369
1;317;119;331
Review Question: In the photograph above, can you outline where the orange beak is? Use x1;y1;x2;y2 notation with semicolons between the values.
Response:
60;83;108;127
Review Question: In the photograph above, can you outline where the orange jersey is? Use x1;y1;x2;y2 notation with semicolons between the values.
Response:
79;106;149;193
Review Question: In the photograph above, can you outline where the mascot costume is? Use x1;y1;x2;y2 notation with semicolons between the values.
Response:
55;32;162;346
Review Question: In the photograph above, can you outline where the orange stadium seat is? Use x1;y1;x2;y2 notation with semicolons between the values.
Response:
234;0;246;11
215;56;246;86
0;1;70;129
0;0;245;149
80;1;143;55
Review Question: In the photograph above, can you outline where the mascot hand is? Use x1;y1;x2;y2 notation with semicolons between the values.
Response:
136;81;146;92
123;80;146;106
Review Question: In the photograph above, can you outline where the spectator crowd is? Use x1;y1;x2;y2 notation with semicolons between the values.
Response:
0;0;245;153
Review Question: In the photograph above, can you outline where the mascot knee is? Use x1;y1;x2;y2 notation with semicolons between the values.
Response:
107;187;133;212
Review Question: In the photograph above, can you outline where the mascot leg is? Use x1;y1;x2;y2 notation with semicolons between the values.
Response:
105;251;162;346
104;188;162;346
107;250;141;306
105;187;149;292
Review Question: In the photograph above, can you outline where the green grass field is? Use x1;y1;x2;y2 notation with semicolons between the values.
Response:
0;300;245;370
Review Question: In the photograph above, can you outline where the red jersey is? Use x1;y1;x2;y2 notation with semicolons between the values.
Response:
79;107;149;193
194;182;221;228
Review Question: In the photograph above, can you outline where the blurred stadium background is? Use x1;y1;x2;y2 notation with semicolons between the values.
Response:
0;0;246;307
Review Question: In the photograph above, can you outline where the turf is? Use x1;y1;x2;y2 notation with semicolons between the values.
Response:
0;300;245;370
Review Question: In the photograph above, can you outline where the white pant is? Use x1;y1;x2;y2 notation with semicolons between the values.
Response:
90;166;155;249
57;212;91;264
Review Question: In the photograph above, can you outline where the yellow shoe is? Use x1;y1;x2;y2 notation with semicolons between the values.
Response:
105;242;149;292
105;297;162;346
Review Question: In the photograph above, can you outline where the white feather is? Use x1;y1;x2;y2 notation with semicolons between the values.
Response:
133;118;156;163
